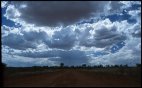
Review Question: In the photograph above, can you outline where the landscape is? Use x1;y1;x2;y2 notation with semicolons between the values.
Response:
2;63;141;87
1;1;141;87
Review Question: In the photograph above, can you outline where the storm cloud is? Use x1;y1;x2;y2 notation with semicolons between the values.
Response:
2;26;78;50
17;50;88;66
78;19;127;48
7;1;111;27
2;1;141;67
47;27;77;49
2;29;49;50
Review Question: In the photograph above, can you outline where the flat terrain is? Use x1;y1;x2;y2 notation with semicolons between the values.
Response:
3;68;141;87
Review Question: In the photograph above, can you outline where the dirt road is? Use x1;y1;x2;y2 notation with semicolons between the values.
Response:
4;69;141;87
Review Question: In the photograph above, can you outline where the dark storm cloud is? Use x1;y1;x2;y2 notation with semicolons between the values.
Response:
79;24;127;48
59;50;88;66
2;1;141;67
109;1;123;12
2;30;49;50
17;50;88;66
131;25;141;38
11;1;108;27
132;30;141;38
92;26;127;48
2;27;77;50
48;27;76;49
2;33;37;50
23;31;48;42
17;50;59;58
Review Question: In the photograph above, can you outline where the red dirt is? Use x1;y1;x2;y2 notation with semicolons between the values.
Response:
4;69;141;87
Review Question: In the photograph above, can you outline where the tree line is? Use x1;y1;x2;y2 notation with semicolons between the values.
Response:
1;62;141;69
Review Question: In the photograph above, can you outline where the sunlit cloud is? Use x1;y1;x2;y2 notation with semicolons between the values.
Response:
2;1;141;67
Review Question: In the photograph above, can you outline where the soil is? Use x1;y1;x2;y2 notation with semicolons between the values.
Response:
3;69;141;87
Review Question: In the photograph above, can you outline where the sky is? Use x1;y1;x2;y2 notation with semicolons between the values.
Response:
1;1;141;67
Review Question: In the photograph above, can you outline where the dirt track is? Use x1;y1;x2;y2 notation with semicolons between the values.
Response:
4;69;141;87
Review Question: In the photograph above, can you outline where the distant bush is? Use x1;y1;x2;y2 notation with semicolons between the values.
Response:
82;64;86;68
1;63;7;69
136;64;141;68
60;63;64;68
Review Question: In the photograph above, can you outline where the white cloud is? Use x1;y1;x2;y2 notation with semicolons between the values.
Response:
2;1;141;66
77;19;127;48
128;9;141;24
88;31;141;66
2;25;11;37
4;5;21;21
2;26;50;50
2;53;57;67
128;10;141;17
1;1;8;8
89;48;141;66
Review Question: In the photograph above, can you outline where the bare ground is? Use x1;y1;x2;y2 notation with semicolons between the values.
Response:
4;69;141;87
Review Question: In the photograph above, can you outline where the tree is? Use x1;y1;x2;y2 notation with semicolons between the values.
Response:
70;65;74;68
82;64;86;68
114;65;119;68
119;64;123;68
136;64;141;68
1;63;7;69
60;63;64;68
124;64;128;68
106;65;110;68
98;65;103;68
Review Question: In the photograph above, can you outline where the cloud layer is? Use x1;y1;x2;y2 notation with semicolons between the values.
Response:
2;1;141;67
6;1;112;27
